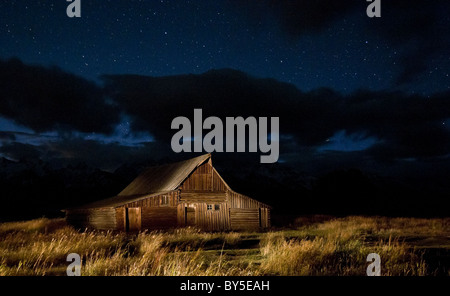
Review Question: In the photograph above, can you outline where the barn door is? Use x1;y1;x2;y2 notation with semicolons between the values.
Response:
259;208;270;228
185;207;195;226
126;207;141;231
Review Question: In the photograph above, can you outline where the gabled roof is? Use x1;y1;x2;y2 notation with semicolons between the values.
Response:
118;153;211;196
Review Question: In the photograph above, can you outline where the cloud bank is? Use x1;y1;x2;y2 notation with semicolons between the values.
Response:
1;59;450;172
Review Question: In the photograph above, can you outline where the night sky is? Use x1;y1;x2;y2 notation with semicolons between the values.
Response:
2;1;449;93
0;0;450;174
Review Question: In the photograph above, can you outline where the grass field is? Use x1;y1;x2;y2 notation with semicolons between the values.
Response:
0;216;448;276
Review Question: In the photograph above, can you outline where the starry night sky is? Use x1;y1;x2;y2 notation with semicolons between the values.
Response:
0;0;450;173
2;0;449;92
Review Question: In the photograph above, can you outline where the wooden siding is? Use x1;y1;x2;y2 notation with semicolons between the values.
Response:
177;203;188;226
196;203;229;231
127;207;142;231
116;208;126;231
229;208;260;230
212;168;227;191
116;191;178;208
66;208;116;230
180;162;212;191
228;190;267;209
141;207;177;229
180;162;227;192
180;191;226;203
177;202;229;231
260;208;271;228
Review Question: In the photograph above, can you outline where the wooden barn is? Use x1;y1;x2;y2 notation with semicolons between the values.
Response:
65;154;271;231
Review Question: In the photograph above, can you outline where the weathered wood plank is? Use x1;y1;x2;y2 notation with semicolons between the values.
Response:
230;208;260;230
66;208;117;230
141;207;177;229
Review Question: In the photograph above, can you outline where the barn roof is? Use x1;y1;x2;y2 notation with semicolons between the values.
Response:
67;153;271;210
72;191;175;209
66;154;211;209
118;153;211;196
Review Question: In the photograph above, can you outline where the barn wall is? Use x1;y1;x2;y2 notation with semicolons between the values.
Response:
228;191;266;209
229;208;260;230
196;203;229;231
115;206;178;231
180;162;212;191
179;164;271;231
260;208;271;228
66;208;117;230
116;208;125;231
177;202;229;231
114;191;179;231
180;162;227;192
177;203;187;226
212;169;227;191
141;207;177;229
180;191;226;203
117;191;178;208
227;191;271;230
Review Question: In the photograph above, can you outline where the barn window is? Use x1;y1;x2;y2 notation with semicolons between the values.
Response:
207;204;219;211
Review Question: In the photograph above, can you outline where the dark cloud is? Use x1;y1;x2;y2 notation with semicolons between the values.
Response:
339;90;450;159
45;139;168;171
0;132;16;141
0;58;120;134
0;142;42;160
2;64;449;171
0;138;169;171
104;70;450;162
102;69;303;141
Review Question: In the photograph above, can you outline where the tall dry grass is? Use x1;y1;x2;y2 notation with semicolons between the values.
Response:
260;226;428;276
0;216;447;276
0;218;249;276
268;216;449;276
